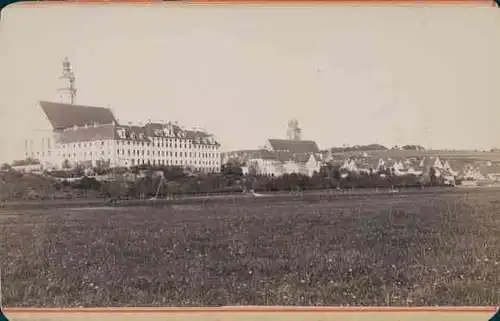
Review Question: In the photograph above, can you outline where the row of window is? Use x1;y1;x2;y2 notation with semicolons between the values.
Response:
117;149;218;159
25;151;51;158
128;158;218;167
61;140;218;150
61;150;219;161
61;151;218;166
62;141;106;149
62;151;108;158
117;140;217;150
117;129;215;146
24;138;51;150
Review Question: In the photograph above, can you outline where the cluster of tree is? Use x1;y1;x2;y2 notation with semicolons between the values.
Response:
59;162;448;199
11;158;40;166
0;163;11;170
401;145;426;151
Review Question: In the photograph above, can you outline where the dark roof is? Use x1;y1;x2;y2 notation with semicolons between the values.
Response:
55;124;117;144
294;153;319;163
40;101;117;130
185;130;212;142
144;122;164;137
268;139;320;154
479;164;500;175
249;150;318;164
135;122;217;144
358;158;383;170
249;149;277;160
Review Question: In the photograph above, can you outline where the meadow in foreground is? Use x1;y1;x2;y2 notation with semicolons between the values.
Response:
1;190;500;307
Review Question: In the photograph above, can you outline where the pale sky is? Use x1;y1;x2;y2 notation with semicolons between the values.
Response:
0;3;499;163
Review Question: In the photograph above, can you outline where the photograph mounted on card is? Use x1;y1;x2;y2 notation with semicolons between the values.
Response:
0;2;499;321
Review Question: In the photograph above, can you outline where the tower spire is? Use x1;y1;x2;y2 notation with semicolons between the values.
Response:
286;119;302;141
58;57;77;105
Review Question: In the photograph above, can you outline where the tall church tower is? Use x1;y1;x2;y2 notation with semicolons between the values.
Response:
58;57;77;105
286;119;302;141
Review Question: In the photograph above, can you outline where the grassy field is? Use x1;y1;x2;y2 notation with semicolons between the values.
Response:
2;190;500;307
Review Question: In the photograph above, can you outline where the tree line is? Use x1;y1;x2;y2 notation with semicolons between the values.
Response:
57;162;447;199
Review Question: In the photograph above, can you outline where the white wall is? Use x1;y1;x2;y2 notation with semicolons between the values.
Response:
53;136;221;171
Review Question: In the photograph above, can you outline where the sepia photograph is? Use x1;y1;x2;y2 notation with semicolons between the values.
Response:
0;1;500;315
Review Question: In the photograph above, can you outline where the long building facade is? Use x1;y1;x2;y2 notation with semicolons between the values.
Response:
25;101;221;172
22;59;222;172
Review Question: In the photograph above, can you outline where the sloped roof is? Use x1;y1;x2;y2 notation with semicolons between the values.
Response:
478;163;500;175
223;150;264;164
144;122;164;137
249;149;277;160
289;152;318;163
248;150;318;164
115;125;150;142
185;130;215;144
39;101;117;130
268;139;320;154
384;159;397;167
447;159;473;173
55;124;117;144
185;130;210;139
419;156;442;167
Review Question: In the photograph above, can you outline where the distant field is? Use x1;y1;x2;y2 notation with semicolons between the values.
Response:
332;149;500;161
0;186;484;210
2;190;500;307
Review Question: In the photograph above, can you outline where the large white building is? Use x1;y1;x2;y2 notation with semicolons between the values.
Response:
21;58;222;172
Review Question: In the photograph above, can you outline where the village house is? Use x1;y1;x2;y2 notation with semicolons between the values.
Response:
245;150;321;177
221;149;261;166
340;159;358;173
463;165;486;181
478;163;500;181
224;120;322;178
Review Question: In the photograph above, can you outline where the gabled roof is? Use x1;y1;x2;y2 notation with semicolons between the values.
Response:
115;125;150;142
39;101;117;130
248;150;319;164
268;139;320;154
479;163;500;175
384;159;397;167
293;153;318;163
248;149;277;161
55;124;117;144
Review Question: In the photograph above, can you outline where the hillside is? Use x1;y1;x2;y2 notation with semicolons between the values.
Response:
0;170;58;200
330;149;500;161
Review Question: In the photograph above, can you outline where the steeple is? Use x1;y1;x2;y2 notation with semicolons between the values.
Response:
58;57;77;105
286;119;302;141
